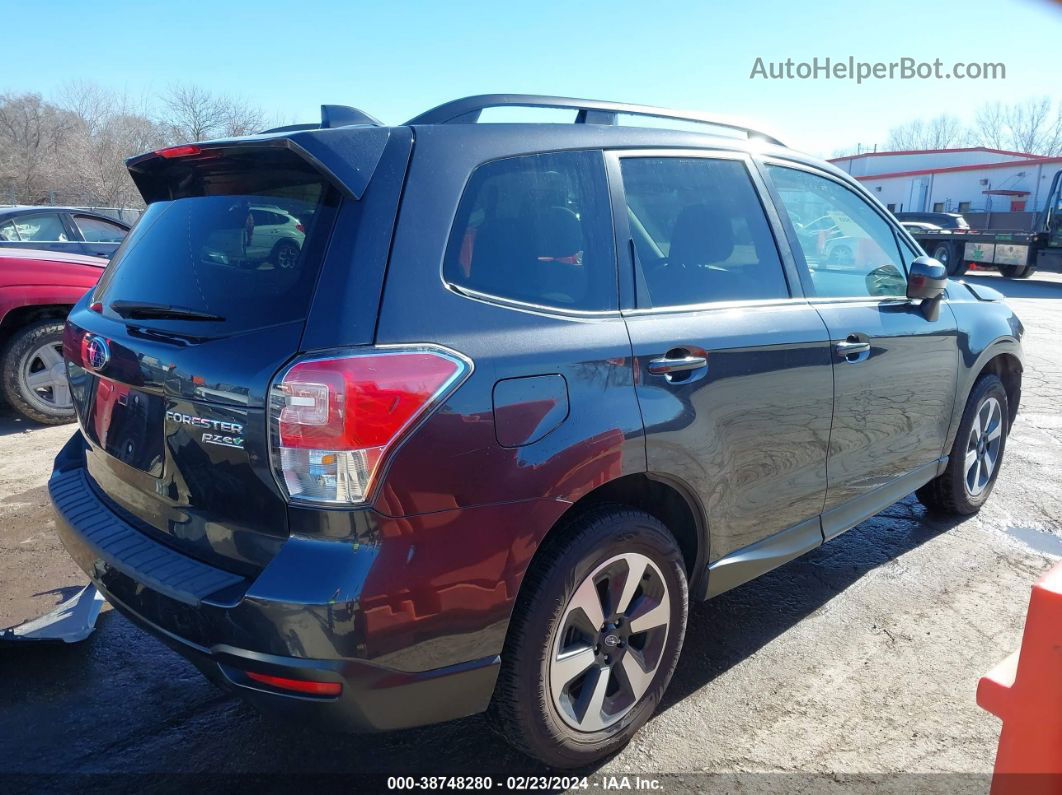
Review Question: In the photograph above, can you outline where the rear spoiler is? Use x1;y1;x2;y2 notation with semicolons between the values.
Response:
126;125;392;203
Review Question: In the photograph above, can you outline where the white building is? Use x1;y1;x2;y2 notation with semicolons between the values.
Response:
829;147;1062;218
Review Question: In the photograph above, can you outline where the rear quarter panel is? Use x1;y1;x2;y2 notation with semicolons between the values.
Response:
0;256;103;325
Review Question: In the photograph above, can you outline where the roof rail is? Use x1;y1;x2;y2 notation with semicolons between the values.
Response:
260;104;382;134
405;94;784;146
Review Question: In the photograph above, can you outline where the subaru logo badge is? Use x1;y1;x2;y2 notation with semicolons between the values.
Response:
84;335;110;371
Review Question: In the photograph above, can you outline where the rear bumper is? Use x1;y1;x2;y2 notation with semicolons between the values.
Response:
49;433;500;732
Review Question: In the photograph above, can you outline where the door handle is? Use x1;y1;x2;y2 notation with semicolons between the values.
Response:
835;337;871;362
648;354;708;375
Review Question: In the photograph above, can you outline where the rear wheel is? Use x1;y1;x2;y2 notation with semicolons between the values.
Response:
489;506;688;768
917;374;1008;515
1000;264;1031;279
271;239;300;269
1;319;75;425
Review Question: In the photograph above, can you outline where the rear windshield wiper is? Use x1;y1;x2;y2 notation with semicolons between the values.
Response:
109;300;225;322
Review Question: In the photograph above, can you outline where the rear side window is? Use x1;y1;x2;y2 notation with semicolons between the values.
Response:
74;215;127;243
444;150;616;311
94;151;338;334
620;157;789;307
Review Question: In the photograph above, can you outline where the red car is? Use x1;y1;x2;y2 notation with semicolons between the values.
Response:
0;247;106;424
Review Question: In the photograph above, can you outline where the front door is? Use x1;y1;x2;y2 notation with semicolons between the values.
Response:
763;163;959;537
612;152;834;572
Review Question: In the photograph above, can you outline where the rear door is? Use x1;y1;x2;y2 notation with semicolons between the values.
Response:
63;140;404;574
762;162;959;537
69;213;129;258
611;150;834;575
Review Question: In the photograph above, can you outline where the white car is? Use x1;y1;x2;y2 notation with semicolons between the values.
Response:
203;204;306;268
901;221;944;233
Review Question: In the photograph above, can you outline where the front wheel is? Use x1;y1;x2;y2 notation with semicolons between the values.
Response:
931;242;966;278
489;506;688;768
917;374;1009;515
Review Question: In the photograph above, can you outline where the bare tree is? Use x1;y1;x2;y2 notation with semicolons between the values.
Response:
159;83;265;142
0;82;267;208
0;92;80;203
886;114;964;150
971;97;1062;156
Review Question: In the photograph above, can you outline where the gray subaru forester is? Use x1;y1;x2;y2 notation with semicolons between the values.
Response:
52;95;1022;768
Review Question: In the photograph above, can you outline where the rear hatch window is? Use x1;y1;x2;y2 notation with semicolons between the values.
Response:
65;147;347;574
93;149;338;335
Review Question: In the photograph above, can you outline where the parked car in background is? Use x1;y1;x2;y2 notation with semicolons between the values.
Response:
894;211;969;230
0;247;105;424
0;207;130;259
900;221;944;233
202;203;306;269
51;95;1024;768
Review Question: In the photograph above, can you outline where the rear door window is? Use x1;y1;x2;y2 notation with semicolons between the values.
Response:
443;150;616;311
73;215;128;243
93;152;338;335
619;156;790;307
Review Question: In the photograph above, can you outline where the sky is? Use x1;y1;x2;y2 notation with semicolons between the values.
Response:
4;0;1060;158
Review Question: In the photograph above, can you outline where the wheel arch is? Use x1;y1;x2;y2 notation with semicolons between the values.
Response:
524;472;710;601
976;350;1022;426
0;304;72;351
945;340;1023;454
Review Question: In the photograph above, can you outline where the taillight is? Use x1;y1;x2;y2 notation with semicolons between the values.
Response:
269;346;471;505
155;144;202;158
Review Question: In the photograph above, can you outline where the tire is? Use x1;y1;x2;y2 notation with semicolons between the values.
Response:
930;242;953;276
917;374;1008;515
1000;264;1029;279
1;319;75;425
1014;266;1036;279
271;239;300;269
489;505;688;768
930;242;966;278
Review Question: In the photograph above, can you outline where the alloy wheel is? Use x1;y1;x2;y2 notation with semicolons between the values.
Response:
965;396;1003;496
549;552;670;732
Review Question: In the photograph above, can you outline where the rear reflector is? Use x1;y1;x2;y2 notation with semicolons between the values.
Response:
245;671;342;697
269;346;471;505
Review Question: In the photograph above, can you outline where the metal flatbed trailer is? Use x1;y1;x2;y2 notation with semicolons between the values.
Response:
909;169;1062;279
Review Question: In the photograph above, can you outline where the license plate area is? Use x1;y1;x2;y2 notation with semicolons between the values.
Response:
77;375;166;476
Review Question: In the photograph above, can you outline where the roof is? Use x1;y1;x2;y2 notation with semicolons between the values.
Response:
853;156;1062;182
828;146;1045;162
0;206;131;224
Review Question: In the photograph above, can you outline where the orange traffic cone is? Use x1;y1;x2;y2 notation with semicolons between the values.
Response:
977;562;1062;794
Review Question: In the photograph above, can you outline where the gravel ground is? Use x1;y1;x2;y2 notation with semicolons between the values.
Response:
1;271;1060;792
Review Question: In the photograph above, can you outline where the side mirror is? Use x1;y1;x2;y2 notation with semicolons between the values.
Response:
907;256;947;321
907;256;947;300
